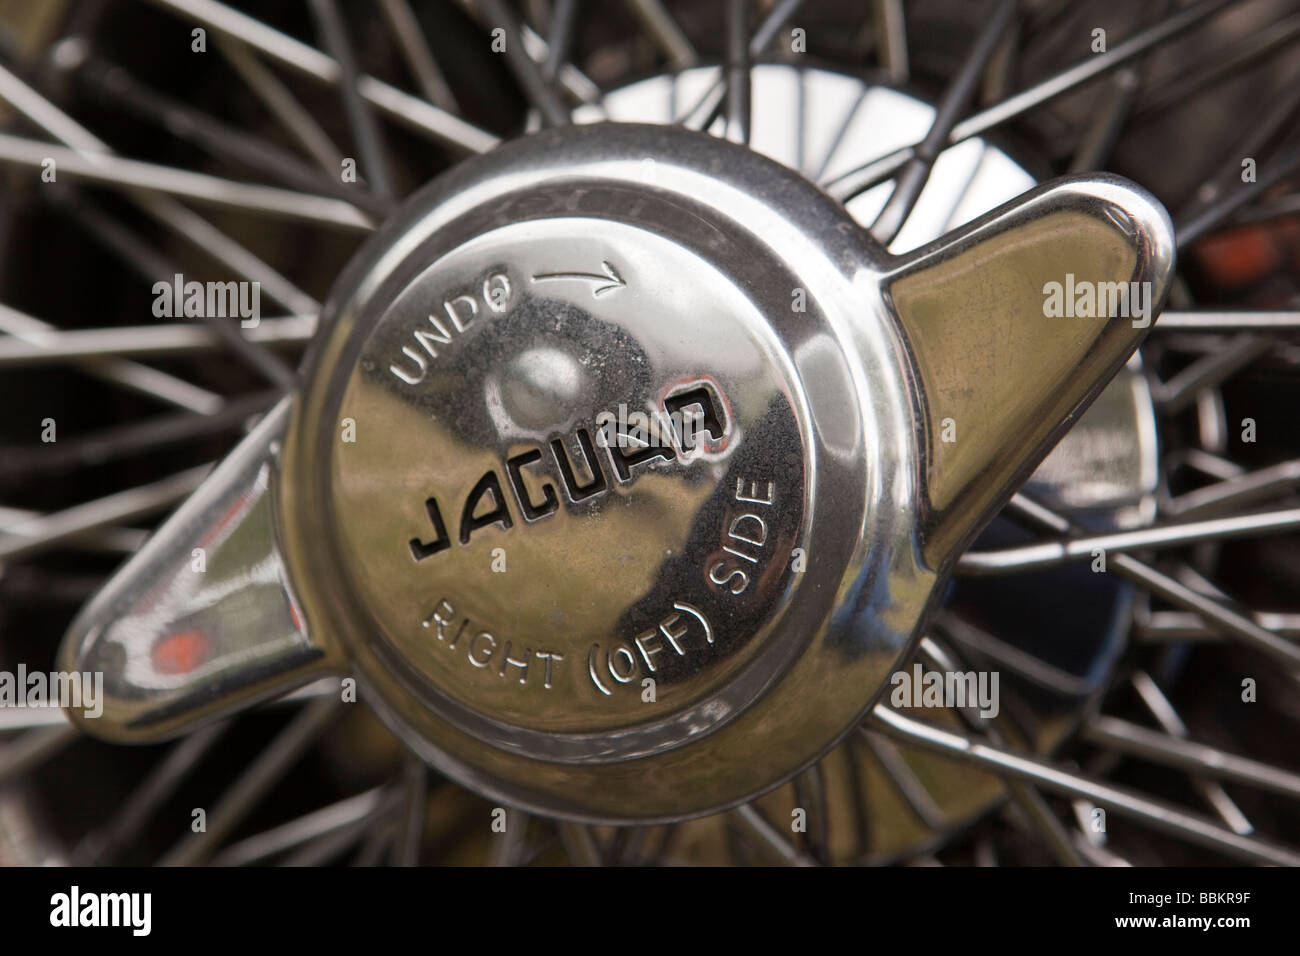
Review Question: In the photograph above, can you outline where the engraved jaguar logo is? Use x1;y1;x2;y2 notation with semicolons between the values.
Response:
407;382;729;560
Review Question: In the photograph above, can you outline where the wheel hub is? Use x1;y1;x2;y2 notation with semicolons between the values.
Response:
61;120;1175;824
283;123;919;819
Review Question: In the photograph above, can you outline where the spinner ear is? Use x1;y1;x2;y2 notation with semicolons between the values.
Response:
882;174;1175;570
58;401;341;742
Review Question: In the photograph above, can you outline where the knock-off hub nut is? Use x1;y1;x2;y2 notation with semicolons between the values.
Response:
61;123;1174;823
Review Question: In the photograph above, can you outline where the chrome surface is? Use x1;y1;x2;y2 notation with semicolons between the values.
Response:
60;116;1174;822
59;400;328;741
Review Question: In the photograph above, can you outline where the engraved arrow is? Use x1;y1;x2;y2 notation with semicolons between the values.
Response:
530;260;626;297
